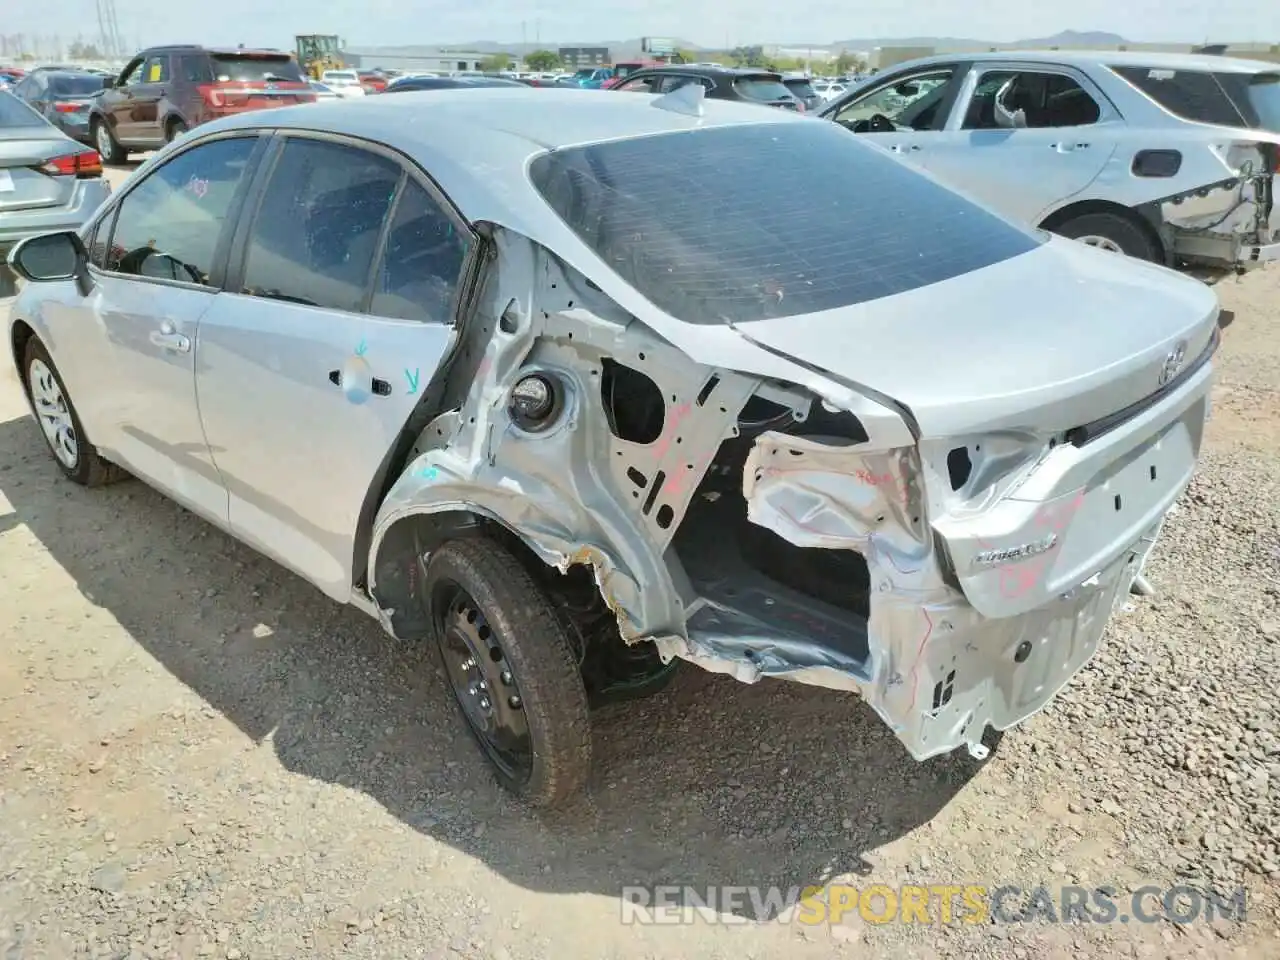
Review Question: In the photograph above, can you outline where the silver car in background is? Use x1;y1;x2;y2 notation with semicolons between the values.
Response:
0;90;110;292
821;51;1280;271
6;87;1219;808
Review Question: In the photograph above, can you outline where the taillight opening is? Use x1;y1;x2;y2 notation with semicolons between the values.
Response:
53;101;85;113
40;150;103;178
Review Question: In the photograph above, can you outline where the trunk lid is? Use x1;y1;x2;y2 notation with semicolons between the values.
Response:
0;133;78;212
733;238;1221;438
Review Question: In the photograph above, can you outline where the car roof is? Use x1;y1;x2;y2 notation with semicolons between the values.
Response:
188;86;803;238
632;64;781;77
143;45;291;57
888;49;1280;75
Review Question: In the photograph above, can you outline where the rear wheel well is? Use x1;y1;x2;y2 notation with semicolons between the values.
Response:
1039;200;1167;263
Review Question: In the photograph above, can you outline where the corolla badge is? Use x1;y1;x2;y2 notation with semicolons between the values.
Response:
1158;340;1188;386
972;533;1059;569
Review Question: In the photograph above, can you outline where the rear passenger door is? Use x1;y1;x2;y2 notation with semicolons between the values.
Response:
925;64;1120;223
194;133;476;601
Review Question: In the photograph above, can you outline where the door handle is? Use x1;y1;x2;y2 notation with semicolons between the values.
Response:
1051;142;1089;152
150;329;191;353
328;370;392;396
890;144;922;153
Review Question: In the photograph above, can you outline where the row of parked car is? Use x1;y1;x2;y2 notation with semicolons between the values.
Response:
0;63;1249;808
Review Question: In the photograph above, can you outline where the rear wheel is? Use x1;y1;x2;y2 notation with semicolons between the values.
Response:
22;338;125;487
92;118;127;165
425;538;591;808
1052;211;1161;262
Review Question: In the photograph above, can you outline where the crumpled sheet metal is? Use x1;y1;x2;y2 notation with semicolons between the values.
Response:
369;234;756;646
725;430;1161;760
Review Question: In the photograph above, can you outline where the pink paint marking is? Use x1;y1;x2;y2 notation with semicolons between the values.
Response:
903;607;935;714
978;490;1087;600
652;402;691;461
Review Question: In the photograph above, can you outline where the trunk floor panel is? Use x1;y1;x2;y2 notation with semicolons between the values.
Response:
672;488;872;673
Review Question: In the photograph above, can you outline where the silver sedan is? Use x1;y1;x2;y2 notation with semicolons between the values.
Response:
5;86;1220;808
0;91;110;278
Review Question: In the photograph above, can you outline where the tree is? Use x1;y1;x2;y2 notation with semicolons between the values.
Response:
68;41;102;60
834;49;863;75
730;45;766;68
480;53;512;72
525;49;562;71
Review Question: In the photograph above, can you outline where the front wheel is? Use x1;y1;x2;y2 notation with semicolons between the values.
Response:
425;538;592;808
22;337;125;487
1052;211;1161;262
165;118;188;143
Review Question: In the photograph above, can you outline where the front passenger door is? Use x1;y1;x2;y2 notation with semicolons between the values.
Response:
75;134;265;524
195;135;475;601
824;66;962;165
125;53;170;144
104;57;145;142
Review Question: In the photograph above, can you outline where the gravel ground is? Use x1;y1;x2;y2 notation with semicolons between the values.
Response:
0;163;1277;959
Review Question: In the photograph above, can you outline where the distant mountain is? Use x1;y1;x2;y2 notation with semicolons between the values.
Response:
828;30;1131;52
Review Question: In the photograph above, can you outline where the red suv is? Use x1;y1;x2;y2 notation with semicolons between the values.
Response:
89;44;314;163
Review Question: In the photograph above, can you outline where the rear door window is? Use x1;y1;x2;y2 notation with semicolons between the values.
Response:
239;138;400;312
210;55;305;83
617;74;658;93
1111;66;1246;126
370;180;471;324
733;76;794;102
49;74;108;96
963;70;1101;129
528;120;1040;324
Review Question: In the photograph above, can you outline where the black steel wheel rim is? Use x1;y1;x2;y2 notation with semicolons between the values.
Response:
432;581;532;782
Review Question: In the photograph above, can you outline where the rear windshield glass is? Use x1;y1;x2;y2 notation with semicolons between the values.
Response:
734;77;794;102
528;121;1041;324
1111;66;1247;126
49;74;108;96
784;78;817;98
210;55;304;83
0;91;46;128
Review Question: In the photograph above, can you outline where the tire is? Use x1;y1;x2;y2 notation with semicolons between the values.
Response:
165;118;188;143
425;538;591;808
91;117;128;165
22;337;125;487
1052;211;1161;262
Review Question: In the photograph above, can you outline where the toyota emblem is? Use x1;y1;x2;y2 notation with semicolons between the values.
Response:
1158;340;1188;386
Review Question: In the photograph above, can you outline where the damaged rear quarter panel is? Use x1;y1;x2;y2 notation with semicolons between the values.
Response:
367;228;762;644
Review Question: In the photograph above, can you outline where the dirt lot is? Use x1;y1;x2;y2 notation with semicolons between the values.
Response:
0;162;1277;959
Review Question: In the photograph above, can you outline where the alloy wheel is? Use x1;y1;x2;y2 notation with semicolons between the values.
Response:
1075;234;1125;255
28;358;79;469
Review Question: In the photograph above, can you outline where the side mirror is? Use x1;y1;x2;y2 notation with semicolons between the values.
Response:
8;231;88;284
894;81;919;96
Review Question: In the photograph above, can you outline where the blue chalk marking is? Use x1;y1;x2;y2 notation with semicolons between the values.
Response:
405;368;420;395
354;339;367;357
417;465;439;481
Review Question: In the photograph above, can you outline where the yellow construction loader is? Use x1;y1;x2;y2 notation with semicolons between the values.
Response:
295;35;344;80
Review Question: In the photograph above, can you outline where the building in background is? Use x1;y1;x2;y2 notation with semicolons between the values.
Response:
558;46;610;67
341;46;495;73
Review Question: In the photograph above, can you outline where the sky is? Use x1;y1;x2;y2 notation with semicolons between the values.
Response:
5;0;1279;53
